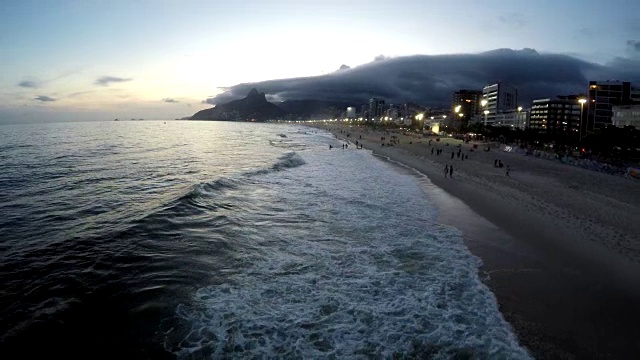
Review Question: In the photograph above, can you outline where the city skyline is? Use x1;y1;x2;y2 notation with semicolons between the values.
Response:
1;0;639;123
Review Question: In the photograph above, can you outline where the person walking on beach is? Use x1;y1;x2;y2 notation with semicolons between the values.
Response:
431;147;434;155
506;165;510;176
449;164;454;178
451;151;454;159
444;164;449;178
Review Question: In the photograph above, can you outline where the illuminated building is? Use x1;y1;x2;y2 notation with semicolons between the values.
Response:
482;83;518;125
451;89;482;129
587;80;633;130
529;96;581;134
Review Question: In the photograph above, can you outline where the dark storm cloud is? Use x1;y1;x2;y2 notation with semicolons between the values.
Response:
203;48;640;108
162;98;179;103
626;40;640;52
18;80;38;88
34;95;56;102
94;76;132;86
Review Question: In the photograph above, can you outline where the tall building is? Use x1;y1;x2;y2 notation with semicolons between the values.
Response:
360;104;369;120
492;108;529;129
612;104;640;128
369;98;386;121
386;104;399;121
529;96;582;135
630;85;640;103
587;80;632;130
452;89;482;129
482;83;518;125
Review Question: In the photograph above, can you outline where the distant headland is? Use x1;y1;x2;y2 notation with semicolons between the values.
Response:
189;88;356;122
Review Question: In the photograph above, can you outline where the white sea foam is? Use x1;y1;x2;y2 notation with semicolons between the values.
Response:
170;129;531;359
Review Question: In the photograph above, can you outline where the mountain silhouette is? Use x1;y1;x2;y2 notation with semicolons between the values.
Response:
191;88;286;121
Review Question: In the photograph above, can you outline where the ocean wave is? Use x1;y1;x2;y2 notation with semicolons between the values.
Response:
133;152;307;221
167;145;530;359
169;224;529;359
271;152;306;171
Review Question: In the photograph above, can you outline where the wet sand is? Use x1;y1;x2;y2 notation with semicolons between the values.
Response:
308;122;640;359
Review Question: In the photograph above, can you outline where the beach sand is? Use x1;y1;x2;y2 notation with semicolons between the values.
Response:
307;122;640;359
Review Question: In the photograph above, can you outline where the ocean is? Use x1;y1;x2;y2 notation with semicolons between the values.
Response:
0;120;530;359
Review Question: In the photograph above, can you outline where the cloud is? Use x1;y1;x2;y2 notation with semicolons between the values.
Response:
34;95;56;102
201;48;640;108
95;76;132;86
627;40;640;52
18;81;38;88
497;12;527;28
68;90;96;98
162;98;179;103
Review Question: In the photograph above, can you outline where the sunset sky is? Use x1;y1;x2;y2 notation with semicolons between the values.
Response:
1;0;638;122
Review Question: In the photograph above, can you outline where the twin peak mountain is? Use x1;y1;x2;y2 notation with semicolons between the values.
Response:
190;89;352;121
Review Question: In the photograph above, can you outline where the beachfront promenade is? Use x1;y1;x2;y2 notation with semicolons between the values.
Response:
308;122;640;359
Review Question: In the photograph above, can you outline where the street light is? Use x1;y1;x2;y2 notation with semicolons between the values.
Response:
481;99;489;126
415;113;424;132
578;98;587;141
517;106;523;128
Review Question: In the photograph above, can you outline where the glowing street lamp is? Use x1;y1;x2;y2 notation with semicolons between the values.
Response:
415;113;424;131
483;110;490;126
578;98;587;141
517;106;523;128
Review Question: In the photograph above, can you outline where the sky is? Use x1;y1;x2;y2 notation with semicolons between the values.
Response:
1;0;639;123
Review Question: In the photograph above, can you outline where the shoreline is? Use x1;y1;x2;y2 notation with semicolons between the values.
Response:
307;123;640;359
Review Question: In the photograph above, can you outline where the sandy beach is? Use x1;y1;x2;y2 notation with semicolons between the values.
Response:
307;122;640;359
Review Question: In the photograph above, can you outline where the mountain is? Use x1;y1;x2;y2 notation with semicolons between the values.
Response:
191;88;286;121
